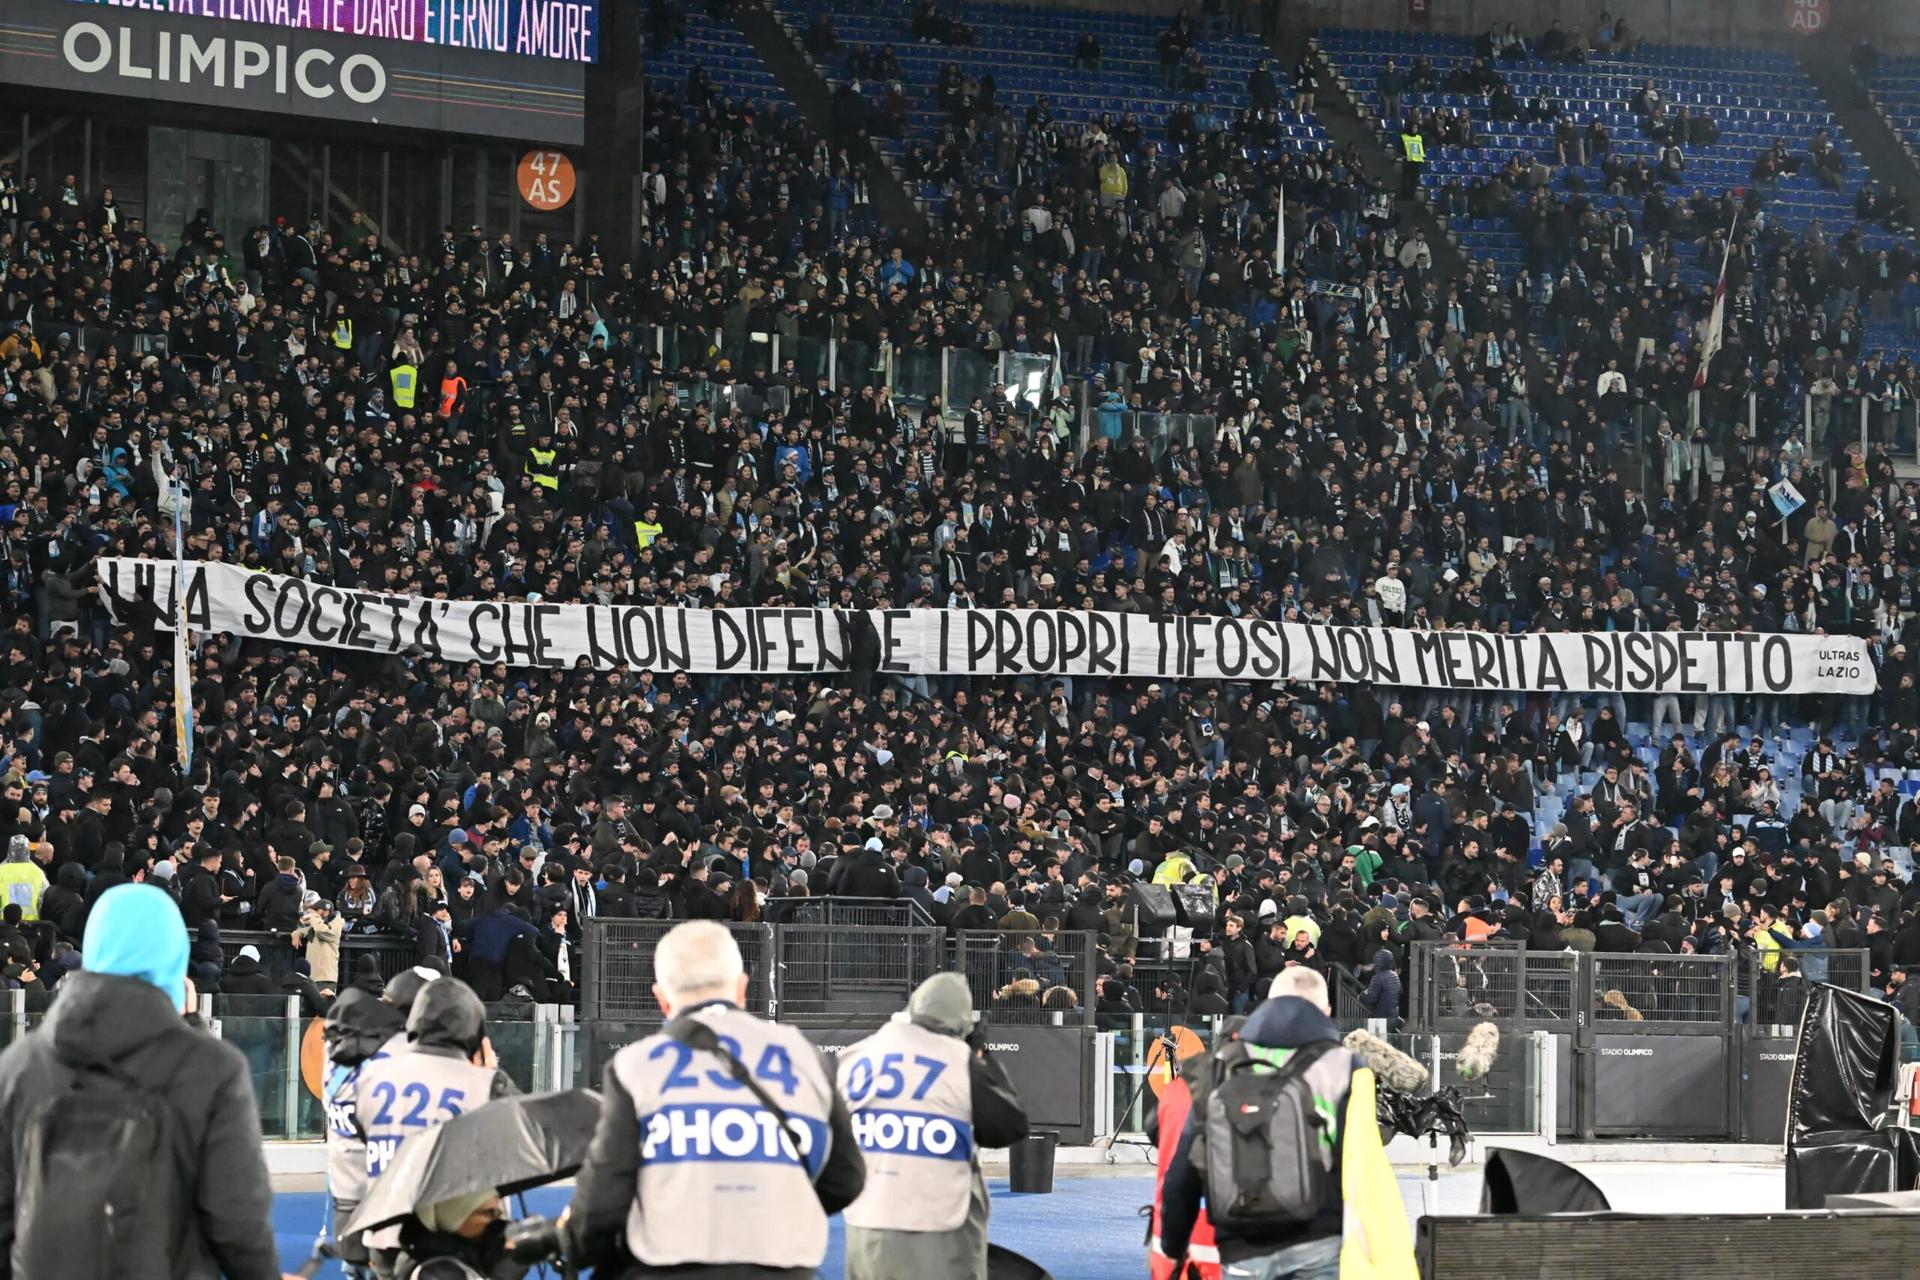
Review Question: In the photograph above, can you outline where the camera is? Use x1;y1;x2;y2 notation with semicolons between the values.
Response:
503;1214;566;1265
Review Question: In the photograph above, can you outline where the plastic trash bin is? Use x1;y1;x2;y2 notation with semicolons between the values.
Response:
1008;1131;1058;1193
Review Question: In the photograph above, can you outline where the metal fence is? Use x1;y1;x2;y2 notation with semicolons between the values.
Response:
1406;943;1766;1032
581;919;776;1025
953;930;1097;1026
1743;948;1869;1026
213;927;430;984
1589;953;1734;1027
1408;940;1525;1027
772;924;944;1027
762;896;936;928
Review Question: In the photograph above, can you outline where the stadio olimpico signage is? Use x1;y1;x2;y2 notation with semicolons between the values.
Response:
0;0;586;144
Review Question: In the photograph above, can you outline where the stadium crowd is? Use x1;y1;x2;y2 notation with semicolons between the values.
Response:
0;5;1918;1036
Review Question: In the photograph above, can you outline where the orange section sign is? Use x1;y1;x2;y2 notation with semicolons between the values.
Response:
300;1015;328;1100
1145;1024;1209;1097
517;150;577;211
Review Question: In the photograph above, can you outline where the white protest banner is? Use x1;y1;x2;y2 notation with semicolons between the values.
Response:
98;558;1879;695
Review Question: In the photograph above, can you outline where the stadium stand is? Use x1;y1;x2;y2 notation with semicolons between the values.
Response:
1323;30;1920;365
775;0;1328;213
0;2;1917;1047
645;1;789;110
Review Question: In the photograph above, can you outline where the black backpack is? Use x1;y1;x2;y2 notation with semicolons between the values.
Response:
1202;1039;1340;1233
15;1057;184;1280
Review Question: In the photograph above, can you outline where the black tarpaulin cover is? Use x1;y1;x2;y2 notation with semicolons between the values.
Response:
1787;982;1898;1142
988;1244;1054;1278
1479;1148;1613;1215
343;1089;602;1240
1785;1129;1920;1209
1783;982;1912;1209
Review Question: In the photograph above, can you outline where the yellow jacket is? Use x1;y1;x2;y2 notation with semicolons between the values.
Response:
0;858;46;922
1100;161;1129;199
1152;851;1197;885
1340;1066;1418;1279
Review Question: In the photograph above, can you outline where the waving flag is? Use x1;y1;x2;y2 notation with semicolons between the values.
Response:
1694;211;1739;389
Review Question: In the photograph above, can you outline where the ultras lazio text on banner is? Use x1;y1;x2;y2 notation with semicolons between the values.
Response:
97;558;1878;695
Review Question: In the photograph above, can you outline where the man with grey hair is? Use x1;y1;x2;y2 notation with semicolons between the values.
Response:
1268;965;1330;1010
565;921;866;1276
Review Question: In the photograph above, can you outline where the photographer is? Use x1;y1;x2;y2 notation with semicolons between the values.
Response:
562;921;865;1276
839;973;1028;1280
294;897;345;991
1161;968;1410;1280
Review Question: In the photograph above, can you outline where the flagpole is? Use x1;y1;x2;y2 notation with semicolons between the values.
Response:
1276;182;1285;275
1691;207;1741;434
172;472;193;780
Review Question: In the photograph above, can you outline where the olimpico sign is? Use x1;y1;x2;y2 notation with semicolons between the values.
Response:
0;0;586;143
62;20;389;102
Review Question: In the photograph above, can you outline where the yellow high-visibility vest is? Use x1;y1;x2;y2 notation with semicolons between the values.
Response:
527;446;559;490
0;860;45;922
1151;851;1196;885
332;318;354;349
1401;133;1426;163
634;517;663;548
389;363;418;409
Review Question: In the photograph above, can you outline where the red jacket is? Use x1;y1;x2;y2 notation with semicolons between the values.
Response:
1149;1072;1219;1280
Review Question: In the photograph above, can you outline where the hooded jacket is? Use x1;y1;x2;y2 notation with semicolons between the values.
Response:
1161;997;1354;1264
325;989;406;1070
222;952;276;996
0;885;281;1280
37;863;87;943
1362;950;1403;1021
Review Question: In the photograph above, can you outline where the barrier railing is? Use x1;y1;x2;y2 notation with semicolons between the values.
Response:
212;927;439;984
585;919;1093;1028
762;896;937;928
771;923;944;1026
581;919;775;1024
1742;947;1869;1026
1408;940;1525;1028
954;930;1097;1027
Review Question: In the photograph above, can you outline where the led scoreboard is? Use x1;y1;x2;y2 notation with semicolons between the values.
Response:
58;0;601;63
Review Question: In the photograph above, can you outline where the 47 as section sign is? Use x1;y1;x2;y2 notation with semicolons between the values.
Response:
517;150;577;211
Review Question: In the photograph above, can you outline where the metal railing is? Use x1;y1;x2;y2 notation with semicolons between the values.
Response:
762;896;937;928
211;927;435;984
1408;940;1525;1028
584;919;1101;1027
772;923;944;1026
625;329;1060;421
953;930;1097;1026
1589;952;1734;1028
1742;948;1869;1026
1408;942;1738;1032
581;919;775;1025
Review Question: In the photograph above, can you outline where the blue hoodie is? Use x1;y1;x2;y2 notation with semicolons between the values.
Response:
83;883;190;1012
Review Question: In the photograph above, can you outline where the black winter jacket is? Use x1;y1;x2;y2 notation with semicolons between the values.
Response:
0;972;281;1279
